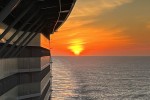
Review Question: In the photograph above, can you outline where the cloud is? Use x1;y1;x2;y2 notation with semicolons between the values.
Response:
71;0;134;18
62;0;135;30
147;24;150;29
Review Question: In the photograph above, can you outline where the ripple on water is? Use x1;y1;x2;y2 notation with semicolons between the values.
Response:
52;56;150;100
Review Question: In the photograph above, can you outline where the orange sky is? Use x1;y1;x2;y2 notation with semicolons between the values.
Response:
51;0;150;56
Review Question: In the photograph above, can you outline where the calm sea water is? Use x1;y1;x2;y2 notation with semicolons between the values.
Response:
51;56;150;100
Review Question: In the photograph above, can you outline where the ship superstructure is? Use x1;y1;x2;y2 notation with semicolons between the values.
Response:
0;0;76;99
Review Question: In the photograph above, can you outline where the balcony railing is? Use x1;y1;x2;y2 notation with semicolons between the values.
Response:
0;56;50;79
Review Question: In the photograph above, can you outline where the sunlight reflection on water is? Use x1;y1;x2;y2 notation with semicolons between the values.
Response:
52;58;78;100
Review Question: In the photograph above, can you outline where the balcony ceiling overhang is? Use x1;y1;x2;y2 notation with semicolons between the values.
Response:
0;0;76;37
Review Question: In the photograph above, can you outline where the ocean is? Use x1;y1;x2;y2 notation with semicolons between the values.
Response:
51;56;150;100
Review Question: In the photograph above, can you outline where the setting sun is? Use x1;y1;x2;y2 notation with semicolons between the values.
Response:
67;39;84;55
68;45;83;55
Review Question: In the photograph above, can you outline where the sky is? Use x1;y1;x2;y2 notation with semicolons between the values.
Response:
51;0;150;56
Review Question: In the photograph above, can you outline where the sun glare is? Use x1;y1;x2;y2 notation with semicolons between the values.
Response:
68;45;83;55
68;39;84;56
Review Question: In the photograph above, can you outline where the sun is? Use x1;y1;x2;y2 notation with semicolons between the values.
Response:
68;45;84;56
68;39;85;56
